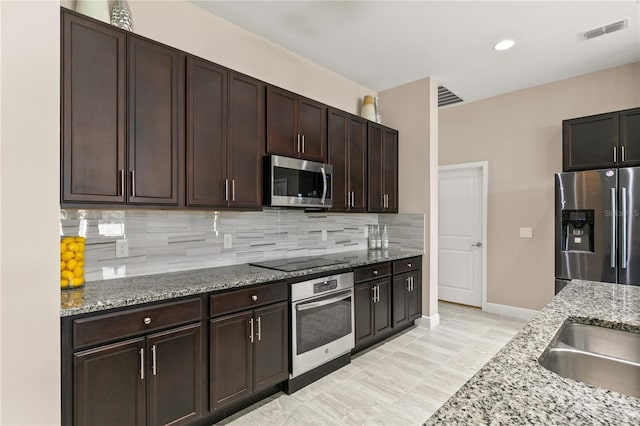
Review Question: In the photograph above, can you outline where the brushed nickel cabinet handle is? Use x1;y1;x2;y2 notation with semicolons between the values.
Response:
257;317;262;341
151;345;157;376
249;318;254;343
131;170;136;197
143;317;151;325
614;146;617;163
408;263;412;268
251;295;258;301
373;270;378;275
232;179;236;202
297;134;301;153
139;348;144;380
119;169;125;197
302;135;305;153
622;145;626;162
225;179;229;202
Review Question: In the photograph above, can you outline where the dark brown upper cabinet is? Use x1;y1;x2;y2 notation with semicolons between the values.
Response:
186;56;265;209
61;11;126;203
266;85;327;162
563;107;640;171
368;123;398;213
328;109;367;212
61;9;183;206
128;35;183;205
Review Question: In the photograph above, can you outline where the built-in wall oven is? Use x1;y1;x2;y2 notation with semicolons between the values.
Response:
290;272;354;378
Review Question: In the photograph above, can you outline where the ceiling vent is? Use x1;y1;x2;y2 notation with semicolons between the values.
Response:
582;18;629;40
438;86;463;107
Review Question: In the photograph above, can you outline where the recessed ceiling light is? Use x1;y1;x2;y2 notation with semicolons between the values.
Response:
494;39;516;51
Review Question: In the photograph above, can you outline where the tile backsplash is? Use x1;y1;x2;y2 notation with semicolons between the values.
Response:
60;208;424;282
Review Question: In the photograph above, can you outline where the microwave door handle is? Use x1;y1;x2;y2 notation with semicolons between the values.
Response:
296;290;351;311
320;167;327;205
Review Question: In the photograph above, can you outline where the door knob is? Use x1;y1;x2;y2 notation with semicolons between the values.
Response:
471;242;482;247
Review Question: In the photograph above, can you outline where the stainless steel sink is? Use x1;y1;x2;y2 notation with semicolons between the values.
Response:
539;321;640;398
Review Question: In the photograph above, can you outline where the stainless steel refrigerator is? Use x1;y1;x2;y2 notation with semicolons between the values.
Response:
555;167;640;292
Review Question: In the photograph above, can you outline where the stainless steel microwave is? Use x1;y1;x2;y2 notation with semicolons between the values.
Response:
264;155;333;208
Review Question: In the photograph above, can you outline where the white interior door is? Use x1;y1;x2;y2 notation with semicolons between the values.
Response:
438;164;485;307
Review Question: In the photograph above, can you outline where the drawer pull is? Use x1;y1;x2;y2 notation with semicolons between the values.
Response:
373;270;378;275
143;317;152;325
251;295;258;302
408;263;412;268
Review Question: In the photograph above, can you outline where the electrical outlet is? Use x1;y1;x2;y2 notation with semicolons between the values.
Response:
321;229;328;241
519;227;533;238
224;234;232;249
115;239;129;258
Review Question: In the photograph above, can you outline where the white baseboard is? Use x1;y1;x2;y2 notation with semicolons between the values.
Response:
485;302;538;321
415;313;440;329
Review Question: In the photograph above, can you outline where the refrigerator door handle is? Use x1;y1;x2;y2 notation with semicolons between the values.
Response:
622;187;627;269
611;188;617;269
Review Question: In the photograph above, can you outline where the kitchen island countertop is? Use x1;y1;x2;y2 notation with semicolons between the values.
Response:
61;248;422;317
424;280;640;425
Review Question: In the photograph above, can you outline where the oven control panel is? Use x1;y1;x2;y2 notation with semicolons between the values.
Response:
314;280;337;294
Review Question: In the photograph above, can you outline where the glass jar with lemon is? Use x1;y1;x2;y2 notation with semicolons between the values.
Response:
60;236;86;289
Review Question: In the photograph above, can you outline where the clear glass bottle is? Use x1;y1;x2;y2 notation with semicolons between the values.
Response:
381;224;389;249
375;225;381;249
368;225;376;250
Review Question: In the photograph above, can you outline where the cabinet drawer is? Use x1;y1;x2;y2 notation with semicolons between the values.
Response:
73;298;202;350
210;282;288;317
354;262;391;283
393;257;421;274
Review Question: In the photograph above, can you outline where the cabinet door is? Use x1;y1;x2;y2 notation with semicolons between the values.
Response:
563;113;618;171
383;128;399;213
407;270;422;321
228;72;265;209
209;311;253;411
354;283;374;346
392;273;409;327
128;36;182;205
349;116;368;212
74;338;145;426
266;86;297;157
298;97;327;162
186;56;228;208
147;323;202;426
328;109;348;212
253;302;289;393
61;12;126;203
373;279;392;335
619;108;640;167
368;123;385;212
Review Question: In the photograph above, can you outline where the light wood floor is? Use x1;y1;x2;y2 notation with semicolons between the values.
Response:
217;302;526;426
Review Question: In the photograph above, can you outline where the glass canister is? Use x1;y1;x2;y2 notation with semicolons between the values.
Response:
60;236;86;289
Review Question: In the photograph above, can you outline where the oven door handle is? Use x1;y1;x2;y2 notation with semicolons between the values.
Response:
295;290;352;311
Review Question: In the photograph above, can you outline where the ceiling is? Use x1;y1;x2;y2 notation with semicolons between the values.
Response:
191;1;640;105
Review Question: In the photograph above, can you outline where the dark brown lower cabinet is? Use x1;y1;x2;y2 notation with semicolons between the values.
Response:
73;324;202;426
393;270;422;328
74;338;146;426
209;301;288;412
354;278;391;350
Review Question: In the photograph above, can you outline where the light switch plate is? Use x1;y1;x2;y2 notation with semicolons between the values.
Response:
519;227;533;238
115;239;129;258
224;234;232;249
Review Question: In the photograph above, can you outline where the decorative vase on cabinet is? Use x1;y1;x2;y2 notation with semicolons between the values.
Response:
361;95;376;122
75;0;110;23
110;0;134;31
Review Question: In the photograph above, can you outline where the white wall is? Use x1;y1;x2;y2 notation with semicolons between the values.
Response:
0;1;61;424
440;62;640;310
378;78;439;324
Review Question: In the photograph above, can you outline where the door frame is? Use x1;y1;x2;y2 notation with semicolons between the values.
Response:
438;161;488;311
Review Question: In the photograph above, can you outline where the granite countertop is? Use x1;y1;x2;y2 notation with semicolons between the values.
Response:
60;248;423;317
425;280;640;425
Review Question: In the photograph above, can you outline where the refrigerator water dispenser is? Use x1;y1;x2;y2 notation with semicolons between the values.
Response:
561;210;594;252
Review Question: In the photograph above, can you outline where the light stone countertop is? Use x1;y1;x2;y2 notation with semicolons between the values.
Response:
60;249;423;317
424;280;640;425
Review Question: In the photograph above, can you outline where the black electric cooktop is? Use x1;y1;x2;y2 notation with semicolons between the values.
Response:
250;256;348;272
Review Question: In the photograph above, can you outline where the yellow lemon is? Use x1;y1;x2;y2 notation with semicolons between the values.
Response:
60;261;66;271
62;237;75;244
72;277;84;287
74;236;85;243
60;279;70;289
66;259;78;271
61;251;74;261
67;243;79;253
75;251;84;261
77;260;85;267
73;266;84;278
61;270;75;281
60;242;67;253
